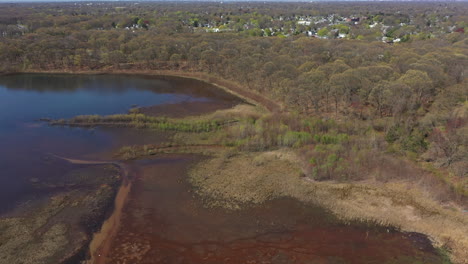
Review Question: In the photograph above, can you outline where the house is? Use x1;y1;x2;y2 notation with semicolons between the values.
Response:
206;28;220;33
382;36;391;43
298;21;311;26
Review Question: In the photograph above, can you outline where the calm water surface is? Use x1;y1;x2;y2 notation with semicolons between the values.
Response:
0;74;239;214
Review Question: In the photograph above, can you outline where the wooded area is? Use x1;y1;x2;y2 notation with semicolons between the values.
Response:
0;1;466;198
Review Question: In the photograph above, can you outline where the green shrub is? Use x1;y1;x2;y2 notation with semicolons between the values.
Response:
281;131;312;147
385;125;402;143
314;133;349;144
401;130;428;153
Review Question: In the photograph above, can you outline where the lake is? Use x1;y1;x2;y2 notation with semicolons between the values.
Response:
0;73;241;214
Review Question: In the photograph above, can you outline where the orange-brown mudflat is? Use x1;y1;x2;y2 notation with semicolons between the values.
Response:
93;154;445;264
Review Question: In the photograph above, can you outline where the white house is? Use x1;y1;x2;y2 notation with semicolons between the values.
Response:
298;21;311;26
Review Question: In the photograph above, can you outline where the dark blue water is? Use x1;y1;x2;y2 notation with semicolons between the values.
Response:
0;74;206;123
0;74;239;214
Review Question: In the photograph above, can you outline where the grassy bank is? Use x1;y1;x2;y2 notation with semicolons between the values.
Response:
48;113;236;132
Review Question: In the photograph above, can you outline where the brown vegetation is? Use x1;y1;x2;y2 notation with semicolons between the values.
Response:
189;150;468;263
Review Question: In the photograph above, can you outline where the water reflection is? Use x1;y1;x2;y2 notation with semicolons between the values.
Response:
0;74;241;214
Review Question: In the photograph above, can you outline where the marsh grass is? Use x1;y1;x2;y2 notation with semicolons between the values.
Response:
114;143;222;160
50;113;235;132
189;150;467;264
51;106;465;202
58;107;466;201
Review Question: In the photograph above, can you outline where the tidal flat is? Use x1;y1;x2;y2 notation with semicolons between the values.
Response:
0;163;121;264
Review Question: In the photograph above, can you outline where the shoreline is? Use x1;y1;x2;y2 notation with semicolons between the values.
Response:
3;69;282;113
52;155;133;264
0;162;122;264
188;150;467;264
51;71;267;263
87;179;132;264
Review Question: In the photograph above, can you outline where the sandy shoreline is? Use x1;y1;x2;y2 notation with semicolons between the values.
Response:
88;179;132;264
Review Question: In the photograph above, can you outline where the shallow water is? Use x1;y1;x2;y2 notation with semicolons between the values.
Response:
0;74;240;214
101;155;445;264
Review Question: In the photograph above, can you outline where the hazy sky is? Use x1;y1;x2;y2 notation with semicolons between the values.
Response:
0;0;465;2
0;0;464;2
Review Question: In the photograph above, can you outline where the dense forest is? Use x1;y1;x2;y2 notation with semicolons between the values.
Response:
0;1;466;198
